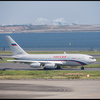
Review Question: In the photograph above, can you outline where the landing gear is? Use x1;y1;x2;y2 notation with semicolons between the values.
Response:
81;66;84;70
43;68;49;70
43;65;61;70
55;66;61;69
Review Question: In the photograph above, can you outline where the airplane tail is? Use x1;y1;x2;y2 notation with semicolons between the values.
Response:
6;36;28;56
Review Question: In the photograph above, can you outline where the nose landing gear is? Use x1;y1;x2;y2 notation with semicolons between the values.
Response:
81;66;84;70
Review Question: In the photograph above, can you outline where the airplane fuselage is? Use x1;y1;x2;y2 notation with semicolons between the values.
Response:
14;53;96;66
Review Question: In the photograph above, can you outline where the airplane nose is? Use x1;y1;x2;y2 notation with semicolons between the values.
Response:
92;58;96;63
94;59;96;62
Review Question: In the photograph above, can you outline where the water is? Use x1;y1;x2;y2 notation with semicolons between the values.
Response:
0;32;100;51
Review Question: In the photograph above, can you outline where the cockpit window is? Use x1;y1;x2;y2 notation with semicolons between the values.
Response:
89;57;94;59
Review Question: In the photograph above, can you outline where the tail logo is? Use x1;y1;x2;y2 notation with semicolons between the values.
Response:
11;43;17;46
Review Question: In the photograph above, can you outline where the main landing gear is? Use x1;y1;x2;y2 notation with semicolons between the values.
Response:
81;66;84;70
55;66;61;69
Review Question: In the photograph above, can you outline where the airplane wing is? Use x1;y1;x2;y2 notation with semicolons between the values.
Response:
7;60;63;65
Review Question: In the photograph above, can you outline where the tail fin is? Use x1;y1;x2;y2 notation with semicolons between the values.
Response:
6;36;27;56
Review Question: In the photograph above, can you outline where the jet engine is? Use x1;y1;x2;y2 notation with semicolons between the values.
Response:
44;63;57;69
30;63;42;68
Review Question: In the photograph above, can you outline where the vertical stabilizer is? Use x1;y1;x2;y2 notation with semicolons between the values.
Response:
6;36;27;56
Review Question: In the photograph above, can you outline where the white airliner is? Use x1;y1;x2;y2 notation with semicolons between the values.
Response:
5;36;96;70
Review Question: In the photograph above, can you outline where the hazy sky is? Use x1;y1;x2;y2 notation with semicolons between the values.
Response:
0;1;100;25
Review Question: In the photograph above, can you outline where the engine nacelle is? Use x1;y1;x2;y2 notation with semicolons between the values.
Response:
44;63;57;69
30;63;42;68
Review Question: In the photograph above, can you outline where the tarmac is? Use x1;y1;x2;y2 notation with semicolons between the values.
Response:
0;79;100;99
0;63;100;71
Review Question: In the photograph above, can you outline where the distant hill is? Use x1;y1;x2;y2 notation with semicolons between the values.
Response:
0;25;100;33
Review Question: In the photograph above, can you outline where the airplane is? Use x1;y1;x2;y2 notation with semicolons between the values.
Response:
4;36;96;70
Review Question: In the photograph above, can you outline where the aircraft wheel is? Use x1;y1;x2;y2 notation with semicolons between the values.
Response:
55;66;61;69
43;68;47;70
81;66;84;70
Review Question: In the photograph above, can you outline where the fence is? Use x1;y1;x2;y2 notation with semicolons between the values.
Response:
0;47;100;51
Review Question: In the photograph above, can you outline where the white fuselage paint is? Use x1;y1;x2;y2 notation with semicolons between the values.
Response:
15;53;96;66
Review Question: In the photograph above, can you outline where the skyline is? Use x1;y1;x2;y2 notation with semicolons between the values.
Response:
0;1;100;25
